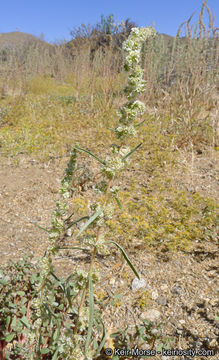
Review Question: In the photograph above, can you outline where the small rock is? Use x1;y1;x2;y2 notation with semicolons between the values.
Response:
140;309;161;322
209;339;217;348
109;278;115;286
152;290;159;300
156;296;167;306
160;284;168;291
66;228;72;237
171;284;183;296
131;278;146;291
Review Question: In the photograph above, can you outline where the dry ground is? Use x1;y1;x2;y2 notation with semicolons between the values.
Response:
0;149;218;359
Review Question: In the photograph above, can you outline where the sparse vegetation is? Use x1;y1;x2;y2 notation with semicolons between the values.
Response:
0;1;218;359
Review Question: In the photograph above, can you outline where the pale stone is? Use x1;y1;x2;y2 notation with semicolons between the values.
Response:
140;309;161;322
131;278;146;291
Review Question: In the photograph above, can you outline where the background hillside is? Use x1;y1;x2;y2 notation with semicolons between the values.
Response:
0;6;218;359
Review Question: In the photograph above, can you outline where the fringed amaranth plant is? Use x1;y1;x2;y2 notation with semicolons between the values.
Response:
3;26;155;359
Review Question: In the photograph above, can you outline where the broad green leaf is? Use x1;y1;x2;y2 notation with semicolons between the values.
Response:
21;297;28;304
11;316;16;328
122;143;142;161
85;274;94;355
107;241;140;279
76;209;103;238
41;348;50;354
52;349;59;360
74;145;105;165
20;306;27;315
20;316;31;329
53;328;59;341
0;279;7;285
5;333;15;343
17;290;25;296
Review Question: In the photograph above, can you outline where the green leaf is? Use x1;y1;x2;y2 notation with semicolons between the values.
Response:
41;348;50;354
107;241;140;279
115;196;123;210
43;303;57;319
134;119;146;128
0;279;7;285
107;127;116;132
30;221;50;233
21;297;28;304
53;328;59;341
8;302;16;308
156;343;164;352
52;349;59;360
20;316;31;329
50;272;65;292
74;145;105;165
6;315;11;328
31;273;38;284
17;290;25;296
5;333;15;343
58;246;90;253
95;319;107;357
85;274;94;355
66;287;72;309
20;306;27;315
66;216;89;229
76;209;103;238
122;143;142;161
11;317;16;328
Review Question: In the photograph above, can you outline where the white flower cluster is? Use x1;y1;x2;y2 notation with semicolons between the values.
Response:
122;27;155;70
89;202;104;226
32;298;42;318
96;233;110;255
101;155;125;178
110;185;120;195
48;214;65;254
115;125;137;139
39;256;51;279
58;334;86;359
73;268;88;291
114;26;155;139
104;203;114;219
84;232;110;255
59;180;71;199
119;146;130;158
117;100;146;124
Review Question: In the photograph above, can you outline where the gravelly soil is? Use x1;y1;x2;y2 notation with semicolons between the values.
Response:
0;150;218;359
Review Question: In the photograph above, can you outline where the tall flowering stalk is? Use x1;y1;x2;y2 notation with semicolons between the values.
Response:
32;26;155;359
74;26;156;353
